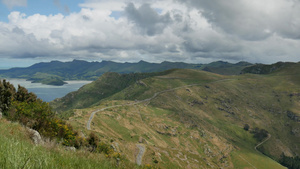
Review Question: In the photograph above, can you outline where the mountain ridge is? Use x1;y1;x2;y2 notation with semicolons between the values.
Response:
0;60;252;85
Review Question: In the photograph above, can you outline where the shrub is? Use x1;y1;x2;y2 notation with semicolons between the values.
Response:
243;124;250;131
251;127;268;142
87;132;99;151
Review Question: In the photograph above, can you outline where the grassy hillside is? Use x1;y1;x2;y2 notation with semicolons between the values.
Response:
0;118;123;169
52;64;300;168
51;70;174;111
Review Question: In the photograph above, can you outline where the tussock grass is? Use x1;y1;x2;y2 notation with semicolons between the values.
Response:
0;119;120;169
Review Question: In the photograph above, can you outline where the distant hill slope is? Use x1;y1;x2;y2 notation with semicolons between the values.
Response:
203;61;252;75
240;61;297;74
0;60;252;85
51;63;299;168
51;70;173;111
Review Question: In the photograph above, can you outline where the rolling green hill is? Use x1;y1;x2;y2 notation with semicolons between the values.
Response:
50;62;300;168
0;60;252;85
50;70;173;111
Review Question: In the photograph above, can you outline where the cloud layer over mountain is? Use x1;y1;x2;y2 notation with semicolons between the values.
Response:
0;0;300;64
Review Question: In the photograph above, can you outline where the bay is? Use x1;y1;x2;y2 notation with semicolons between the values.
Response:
2;79;92;102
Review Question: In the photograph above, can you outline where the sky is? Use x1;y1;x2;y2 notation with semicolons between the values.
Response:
0;0;300;68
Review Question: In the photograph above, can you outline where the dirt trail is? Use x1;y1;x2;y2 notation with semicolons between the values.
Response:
236;133;272;169
136;144;146;165
255;133;271;152
86;83;211;130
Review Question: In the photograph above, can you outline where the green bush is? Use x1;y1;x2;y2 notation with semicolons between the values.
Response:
251;127;268;142
1;79;121;160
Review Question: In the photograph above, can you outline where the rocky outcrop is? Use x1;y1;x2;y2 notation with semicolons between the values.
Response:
65;146;76;151
136;80;147;87
27;128;43;145
155;123;177;136
291;128;300;137
287;111;300;122
188;100;204;107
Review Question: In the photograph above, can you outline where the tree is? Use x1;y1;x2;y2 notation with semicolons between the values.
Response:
0;80;16;113
252;128;268;142
16;85;37;103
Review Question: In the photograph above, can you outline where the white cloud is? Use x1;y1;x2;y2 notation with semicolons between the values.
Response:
1;0;27;9
0;0;300;64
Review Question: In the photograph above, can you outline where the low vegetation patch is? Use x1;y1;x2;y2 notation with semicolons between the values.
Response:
0;79;123;161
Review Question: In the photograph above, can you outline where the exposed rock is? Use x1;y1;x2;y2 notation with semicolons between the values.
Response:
189;100;204;106
136;144;146;165
156;130;177;136
0;111;2;119
287;111;300;122
111;142;120;152
136;80;147;87
291;128;300;137
65;146;76;151
27;128;43;145
155;123;177;136
138;137;145;143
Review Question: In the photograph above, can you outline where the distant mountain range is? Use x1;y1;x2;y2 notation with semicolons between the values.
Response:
0;60;252;85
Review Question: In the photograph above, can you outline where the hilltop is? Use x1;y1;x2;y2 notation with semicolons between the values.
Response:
50;62;300;168
0;60;252;85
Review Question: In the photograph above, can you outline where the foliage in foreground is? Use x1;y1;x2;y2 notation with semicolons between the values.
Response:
0;120;118;169
1;79;77;146
0;79;121;158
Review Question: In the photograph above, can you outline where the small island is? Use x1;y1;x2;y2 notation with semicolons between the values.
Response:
31;78;67;86
28;73;67;86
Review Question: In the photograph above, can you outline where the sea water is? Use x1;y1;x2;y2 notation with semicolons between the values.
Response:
1;79;92;102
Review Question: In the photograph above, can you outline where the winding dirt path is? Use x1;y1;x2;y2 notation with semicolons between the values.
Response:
236;133;272;169
85;78;278;167
86;82;214;130
86;105;123;130
86;78;235;131
136;144;146;165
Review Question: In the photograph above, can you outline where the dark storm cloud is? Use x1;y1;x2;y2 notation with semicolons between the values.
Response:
124;2;173;36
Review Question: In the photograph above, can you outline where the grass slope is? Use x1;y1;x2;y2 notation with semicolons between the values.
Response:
51;70;173;112
55;65;300;168
0;119;120;169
